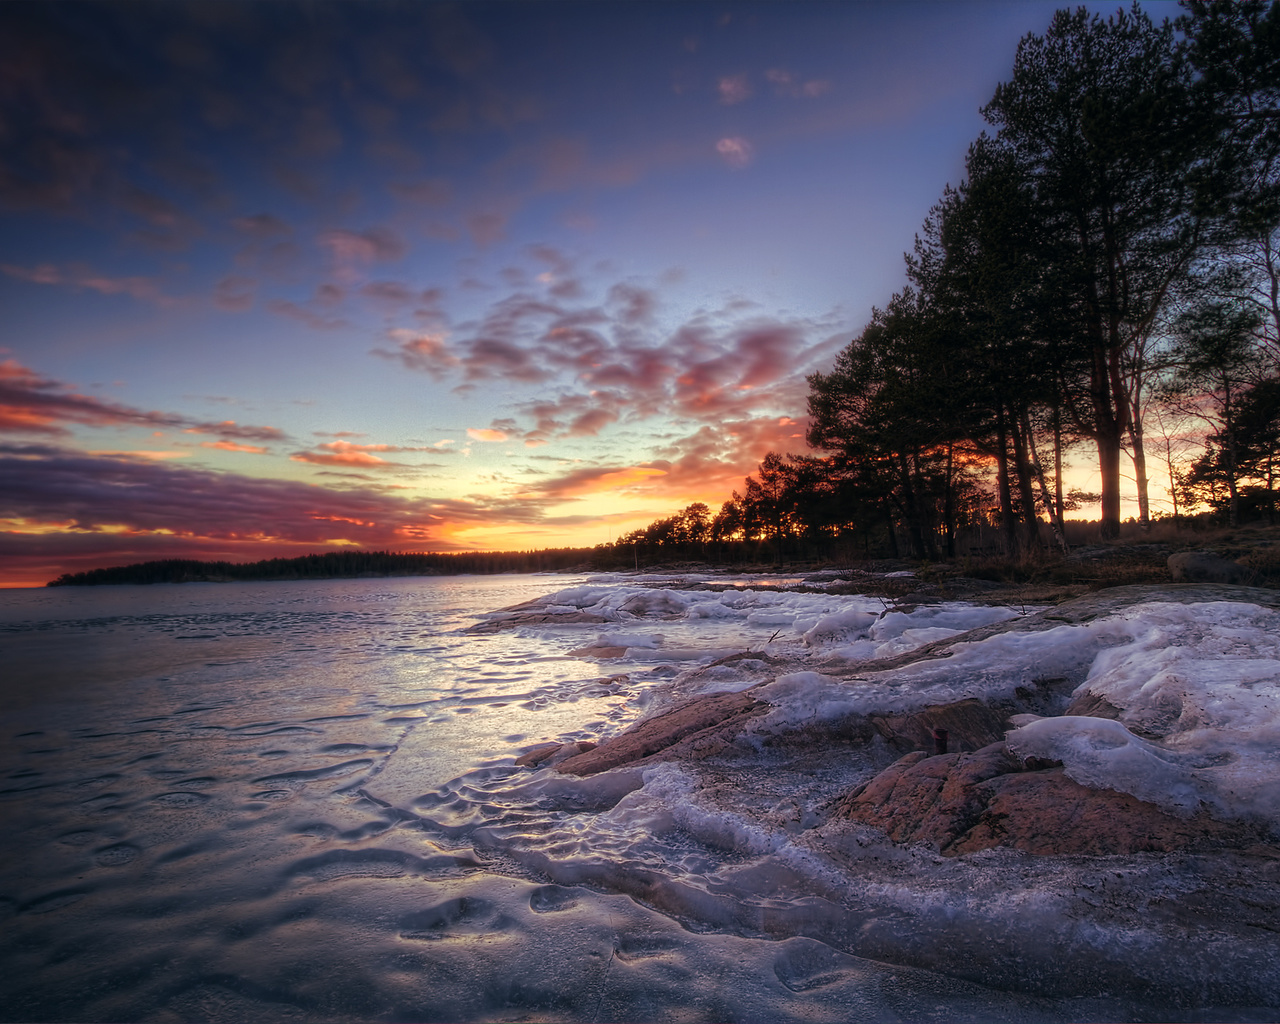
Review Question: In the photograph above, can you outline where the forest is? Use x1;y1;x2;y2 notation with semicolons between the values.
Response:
615;2;1280;563
46;549;597;586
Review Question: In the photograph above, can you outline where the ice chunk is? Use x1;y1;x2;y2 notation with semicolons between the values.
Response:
872;626;963;658
802;610;878;647
1006;715;1203;816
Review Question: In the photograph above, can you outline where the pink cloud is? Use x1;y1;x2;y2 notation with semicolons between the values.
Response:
267;299;348;331
213;275;256;311
319;226;406;282
2;262;180;307
715;137;753;169
717;74;751;105
765;68;832;98
372;329;459;378
466;211;507;247
0;358;289;441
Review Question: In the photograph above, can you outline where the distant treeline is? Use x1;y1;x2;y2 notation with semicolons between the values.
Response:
46;549;599;586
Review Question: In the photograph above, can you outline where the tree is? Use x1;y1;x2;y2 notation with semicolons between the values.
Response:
807;291;965;559
1166;299;1267;525
983;5;1211;537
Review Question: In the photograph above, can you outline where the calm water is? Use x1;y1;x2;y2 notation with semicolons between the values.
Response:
0;575;1273;1023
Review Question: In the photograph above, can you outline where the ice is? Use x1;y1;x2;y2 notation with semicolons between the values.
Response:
872;625;963;657
802;608;878;646
867;603;1022;640
597;631;661;649
1006;715;1204;815
1006;601;1280;825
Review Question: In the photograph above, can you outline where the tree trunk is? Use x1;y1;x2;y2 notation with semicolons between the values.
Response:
994;408;1017;555
1053;406;1065;523
1009;410;1042;554
942;443;956;558
1129;416;1151;527
1024;410;1069;554
1097;427;1124;539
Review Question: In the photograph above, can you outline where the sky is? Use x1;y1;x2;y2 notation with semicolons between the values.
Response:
0;0;1128;588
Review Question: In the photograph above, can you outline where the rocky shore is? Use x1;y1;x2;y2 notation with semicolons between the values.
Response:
544;582;1280;859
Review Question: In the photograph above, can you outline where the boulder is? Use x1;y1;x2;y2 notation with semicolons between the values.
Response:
836;742;1271;856
556;688;770;776
1168;551;1250;584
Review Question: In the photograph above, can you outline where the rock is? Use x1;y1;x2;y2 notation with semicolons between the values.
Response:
836;742;1271;856
567;644;628;659
515;741;598;767
868;697;1011;754
1062;690;1124;721
556;688;770;776
514;742;563;767
834;743;1023;850
1168;551;1250;584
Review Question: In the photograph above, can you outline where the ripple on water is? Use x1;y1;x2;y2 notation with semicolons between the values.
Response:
20;888;90;914
286;846;478;883
253;758;374;785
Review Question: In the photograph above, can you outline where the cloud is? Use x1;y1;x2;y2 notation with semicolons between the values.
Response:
372;328;459;378
2;262;180;306
201;440;269;454
290;439;455;469
466;211;507;247
388;178;452;205
715;136;753;169
717;74;751;105
267;299;348;331
765;68;832;98
466;427;508;442
319;226;406;282
232;213;292;238
0;358;289;442
376;261;843;451
525;463;669;499
361;280;415;306
291;449;401;468
213;274;256;311
0;443;431;547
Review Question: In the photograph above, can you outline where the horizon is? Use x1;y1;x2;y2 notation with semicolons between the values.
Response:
2;0;1131;589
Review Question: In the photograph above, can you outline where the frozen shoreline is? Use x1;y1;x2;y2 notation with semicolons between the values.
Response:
475;576;1280;1009
4;574;1280;1021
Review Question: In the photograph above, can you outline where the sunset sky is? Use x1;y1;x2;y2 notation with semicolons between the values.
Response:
1;0;1124;587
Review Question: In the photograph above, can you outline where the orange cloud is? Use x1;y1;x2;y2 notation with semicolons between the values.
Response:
291;449;392;467
466;427;508;442
201;440;269;454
